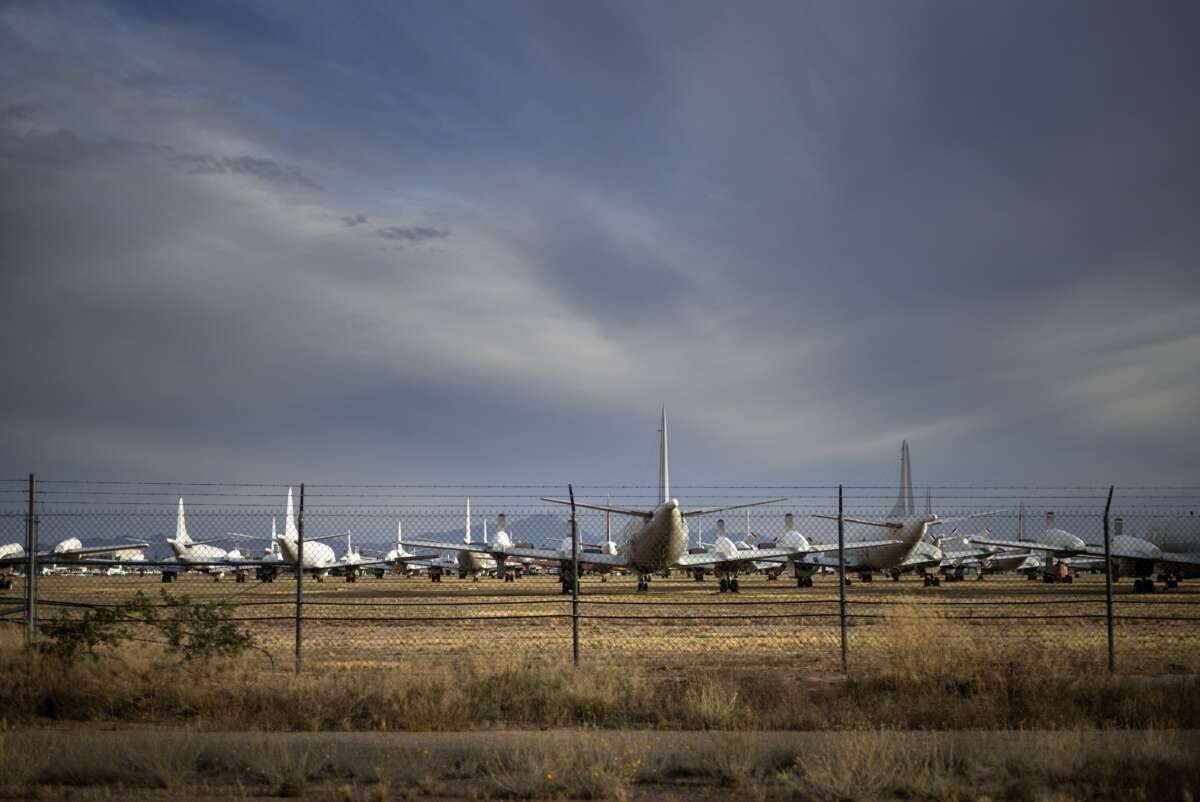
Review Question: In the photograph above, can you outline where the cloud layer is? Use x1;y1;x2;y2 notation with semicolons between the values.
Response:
1;1;1198;488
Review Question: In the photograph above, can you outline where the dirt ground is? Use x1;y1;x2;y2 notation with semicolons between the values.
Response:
8;569;1200;674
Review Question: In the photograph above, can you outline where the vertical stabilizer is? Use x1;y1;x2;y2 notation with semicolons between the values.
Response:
696;517;703;548
175;498;190;544
483;517;489;545
1045;511;1056;530
285;488;299;542
716;518;726;539
604;501;613;548
888;441;915;518
498;513;507;533
658;407;670;505
1018;502;1026;541
272;516;278;543
924;488;933;516
465;498;472;544
397;520;403;547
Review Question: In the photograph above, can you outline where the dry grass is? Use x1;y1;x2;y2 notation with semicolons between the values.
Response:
0;729;1196;800
3;605;1199;732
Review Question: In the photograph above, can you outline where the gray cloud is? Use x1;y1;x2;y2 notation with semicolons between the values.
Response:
169;153;322;190
0;1;1197;489
375;225;450;244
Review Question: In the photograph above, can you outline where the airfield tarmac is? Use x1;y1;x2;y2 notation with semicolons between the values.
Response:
11;571;1200;674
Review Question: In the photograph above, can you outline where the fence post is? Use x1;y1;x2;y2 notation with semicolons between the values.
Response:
569;483;580;668
295;483;304;675
838;484;847;672
1103;485;1114;673
24;473;37;646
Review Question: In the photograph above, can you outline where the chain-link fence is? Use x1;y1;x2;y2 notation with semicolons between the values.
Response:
2;478;1199;675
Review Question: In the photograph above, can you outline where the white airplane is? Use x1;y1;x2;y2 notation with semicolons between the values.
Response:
406;408;849;593
795;441;994;584
165;498;238;580
271;488;392;582
367;521;438;578
0;535;149;569
454;499;499;581
970;512;1200;592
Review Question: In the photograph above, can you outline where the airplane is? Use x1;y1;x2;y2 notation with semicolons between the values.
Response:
795;441;995;584
366;521;438;579
969;512;1200;592
1;534;150;589
270;488;394;582
405;408;851;593
164;497;242;581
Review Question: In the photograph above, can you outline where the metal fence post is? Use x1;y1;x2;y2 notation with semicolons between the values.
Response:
569;483;580;668
838;484;847;672
1103;485;1115;673
24;473;38;646
295;483;304;674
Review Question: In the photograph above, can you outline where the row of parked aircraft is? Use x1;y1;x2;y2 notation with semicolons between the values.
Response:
2;410;1197;592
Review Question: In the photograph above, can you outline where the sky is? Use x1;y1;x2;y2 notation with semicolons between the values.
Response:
1;0;1198;491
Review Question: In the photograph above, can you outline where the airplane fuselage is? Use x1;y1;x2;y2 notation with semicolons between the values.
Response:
807;517;934;571
617;501;688;574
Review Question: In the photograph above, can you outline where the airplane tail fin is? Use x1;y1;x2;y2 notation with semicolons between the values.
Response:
397;520;403;547
284;488;299;542
716;518;726;538
175;498;191;545
464;498;472;544
658;407;669;506
497;513;507;533
887;441;916;518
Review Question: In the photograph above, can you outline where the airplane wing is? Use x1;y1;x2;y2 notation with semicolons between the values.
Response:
403;538;631;568
810;514;903;530
678;539;903;567
964;536;1072;555
40;542;150;559
1065;545;1200;569
540;498;651;518
676;547;805;567
680;498;789;518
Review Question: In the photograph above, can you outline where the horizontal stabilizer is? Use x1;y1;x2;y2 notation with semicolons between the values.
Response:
540;498;651;518
681;498;789;518
811;514;903;530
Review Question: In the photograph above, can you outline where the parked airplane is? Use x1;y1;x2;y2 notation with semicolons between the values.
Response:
164;498;239;581
0;535;149;572
796;442;997;584
271;488;392;581
970;513;1200;592
406;408;841;592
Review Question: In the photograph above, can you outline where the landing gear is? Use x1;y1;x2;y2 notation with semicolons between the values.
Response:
890;570;902;582
162;572;176;584
374;569;386;580
0;578;11;591
212;573;221;582
1134;578;1156;593
858;572;873;583
923;575;941;587
795;575;813;588
1166;577;1179;589
429;567;443;583
345;570;358;583
693;569;705;582
235;571;247;584
256;567;277;583
636;574;651;592
600;574;608;582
